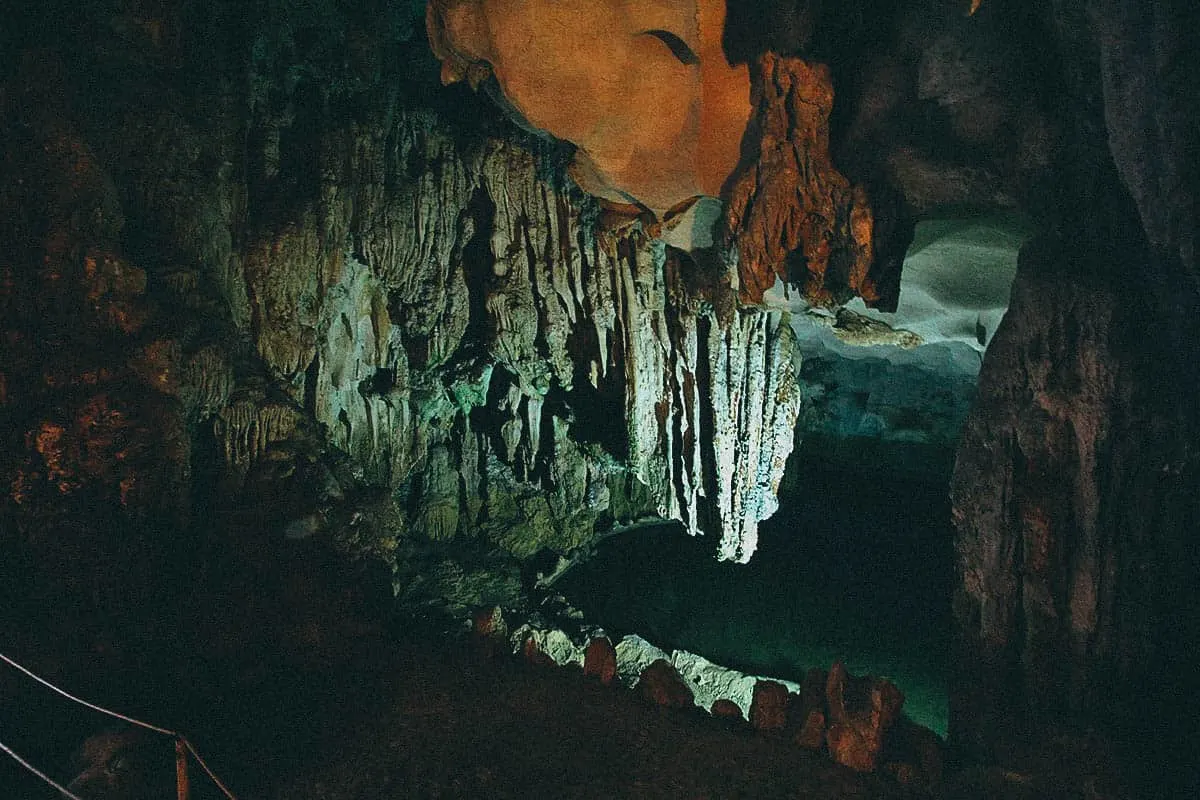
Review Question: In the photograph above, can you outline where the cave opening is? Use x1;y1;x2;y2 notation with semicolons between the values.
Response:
554;209;1033;739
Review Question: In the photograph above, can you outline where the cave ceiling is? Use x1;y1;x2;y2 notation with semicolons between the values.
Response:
0;0;1044;586
428;0;751;215
428;0;1018;314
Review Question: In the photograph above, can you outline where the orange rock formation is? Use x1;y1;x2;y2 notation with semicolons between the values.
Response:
726;54;877;307
427;1;915;310
427;0;752;216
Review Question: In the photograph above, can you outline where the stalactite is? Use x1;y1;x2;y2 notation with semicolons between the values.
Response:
180;346;235;422
726;53;880;308
213;399;301;466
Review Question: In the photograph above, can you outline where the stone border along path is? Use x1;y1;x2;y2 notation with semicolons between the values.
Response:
470;606;946;788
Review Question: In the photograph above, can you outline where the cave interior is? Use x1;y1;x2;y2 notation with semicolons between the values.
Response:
1;0;1198;798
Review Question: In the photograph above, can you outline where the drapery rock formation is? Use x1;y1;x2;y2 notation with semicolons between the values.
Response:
726;53;880;308
1;0;801;648
428;1;902;325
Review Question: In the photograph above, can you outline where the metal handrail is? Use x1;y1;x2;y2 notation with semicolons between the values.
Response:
0;651;239;800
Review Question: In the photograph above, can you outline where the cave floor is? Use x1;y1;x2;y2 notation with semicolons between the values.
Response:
255;636;912;799
0;514;1137;800
0;519;924;799
3;618;912;799
3;613;1133;800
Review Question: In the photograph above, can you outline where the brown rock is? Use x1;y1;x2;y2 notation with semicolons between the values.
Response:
521;635;555;668
725;53;881;309
469;606;508;661
749;679;791;732
637;659;694;710
912;726;944;785
799;668;828;715
583;637;618;686
472;605;507;638
885;717;945;787
950;248;1199;747
796;709;826;752
824;662;905;773
826;723;877;773
710;699;744;721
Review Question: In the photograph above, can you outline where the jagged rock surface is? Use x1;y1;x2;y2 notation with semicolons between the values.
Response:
951;246;1200;744
0;1;801;631
947;1;1200;772
231;71;803;568
726;53;881;309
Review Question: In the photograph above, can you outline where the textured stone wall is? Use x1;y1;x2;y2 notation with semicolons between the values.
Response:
952;251;1200;742
0;0;801;628
949;0;1200;766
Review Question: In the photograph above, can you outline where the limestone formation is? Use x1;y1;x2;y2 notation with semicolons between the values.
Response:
671;650;759;719
179;346;235;422
489;618;945;782
472;605;508;638
824;662;906;773
427;0;751;215
0;82;192;529
582;637;618;685
134;49;799;567
797;710;827;751
427;2;910;318
952;247;1200;745
710;699;744;721
233;108;800;560
749;679;792;732
947;0;1200;759
512;624;586;668
614;635;671;688
726;54;879;309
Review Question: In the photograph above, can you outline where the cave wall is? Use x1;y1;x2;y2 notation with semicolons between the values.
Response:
718;0;1200;775
949;0;1200;771
0;0;802;630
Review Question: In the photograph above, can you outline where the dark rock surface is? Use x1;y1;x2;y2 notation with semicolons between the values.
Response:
825;661;906;773
750;679;793;732
582;636;618;686
636;659;696;711
948;2;1200;791
1;1;1197;797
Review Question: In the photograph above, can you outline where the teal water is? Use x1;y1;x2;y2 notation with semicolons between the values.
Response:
557;450;954;735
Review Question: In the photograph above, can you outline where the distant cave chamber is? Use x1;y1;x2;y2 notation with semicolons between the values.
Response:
553;210;1027;739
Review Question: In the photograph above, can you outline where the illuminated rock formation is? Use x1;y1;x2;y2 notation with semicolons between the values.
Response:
426;1;904;312
825;661;905;773
427;0;751;216
727;53;880;308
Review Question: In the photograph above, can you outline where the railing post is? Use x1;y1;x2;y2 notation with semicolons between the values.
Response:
175;737;190;800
